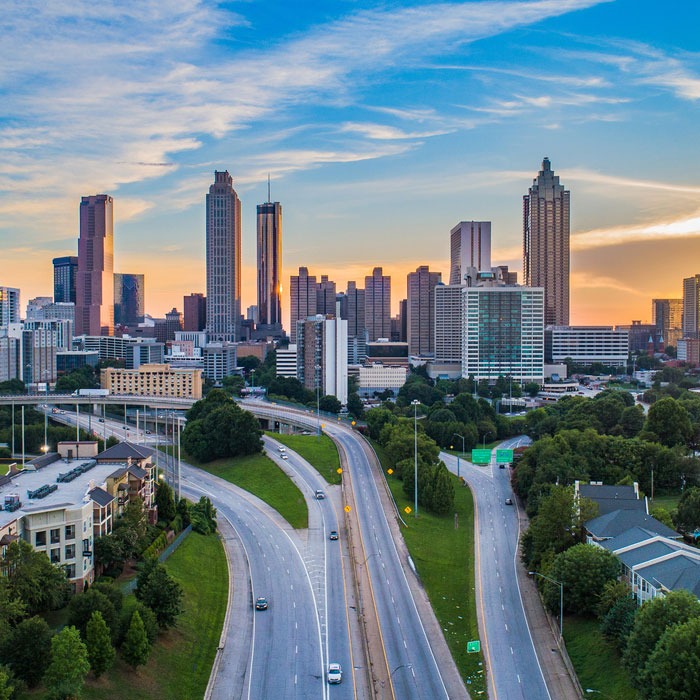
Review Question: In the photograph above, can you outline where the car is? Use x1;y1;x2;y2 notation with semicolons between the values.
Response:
124;425;130;430
281;454;289;460
145;429;152;434
505;498;513;505
315;490;325;500
499;463;505;469
329;530;339;540
327;663;342;684
98;418;104;423
301;430;311;436
278;446;286;452
254;597;268;610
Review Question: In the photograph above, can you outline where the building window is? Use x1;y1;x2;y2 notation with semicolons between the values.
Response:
50;548;61;564
65;564;76;579
65;544;75;560
35;531;46;547
50;528;61;544
65;524;75;540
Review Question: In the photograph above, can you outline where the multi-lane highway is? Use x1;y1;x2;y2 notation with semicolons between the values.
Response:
441;437;551;700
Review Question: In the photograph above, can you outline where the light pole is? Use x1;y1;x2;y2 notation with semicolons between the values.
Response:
412;399;420;518
452;433;465;478
529;570;564;639
482;431;491;449
382;664;413;700
315;364;322;439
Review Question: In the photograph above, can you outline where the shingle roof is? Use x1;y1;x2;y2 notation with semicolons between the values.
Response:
96;441;153;461
586;509;679;540
579;483;645;516
638;554;700;598
89;487;115;507
127;465;148;480
600;526;664;552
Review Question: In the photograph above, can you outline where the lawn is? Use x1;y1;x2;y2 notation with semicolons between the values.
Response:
81;531;228;700
173;448;308;529
373;442;486;695
563;616;637;700
650;491;682;513
269;432;342;484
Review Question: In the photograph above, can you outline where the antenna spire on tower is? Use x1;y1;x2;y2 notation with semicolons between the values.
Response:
267;173;271;203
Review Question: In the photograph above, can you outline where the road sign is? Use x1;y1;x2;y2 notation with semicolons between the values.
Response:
344;505;351;513
471;449;491;464
387;468;394;475
337;468;343;474
496;449;514;464
404;506;412;514
467;640;481;653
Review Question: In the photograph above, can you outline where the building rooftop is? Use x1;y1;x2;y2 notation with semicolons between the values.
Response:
96;441;154;462
586;509;679;540
637;554;700;599
578;483;646;516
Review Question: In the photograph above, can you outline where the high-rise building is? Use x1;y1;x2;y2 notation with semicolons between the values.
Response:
407;266;441;355
316;276;337;316
0;286;21;327
76;194;114;336
652;298;683;348
165;308;184;341
289;267;317;343
26;297;53;320
206;171;241;342
183;293;206;332
343;281;366;365
545;326;629;368
434;284;463;364
114;273;145;326
523;157;570;326
53;256;78;304
450;221;491;285
256;200;283;335
364;267;391;342
683;275;700;340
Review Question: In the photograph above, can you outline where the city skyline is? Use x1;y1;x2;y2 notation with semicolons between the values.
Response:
2;0;700;328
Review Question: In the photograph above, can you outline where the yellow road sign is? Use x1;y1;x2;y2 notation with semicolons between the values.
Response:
404;506;412;514
387;468;393;475
337;468;343;474
344;505;351;512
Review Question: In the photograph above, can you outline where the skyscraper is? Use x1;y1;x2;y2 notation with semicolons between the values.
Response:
0;287;20;327
289;267;317;343
206;171;241;342
449;221;491;285
364;267;391;342
316;275;337;316
523;157;570;326
407;266;441;355
183;293;206;332
53;256;78;304
652;298;683;347
682;275;700;340
114;273;145;326
256;199;283;335
75;194;114;336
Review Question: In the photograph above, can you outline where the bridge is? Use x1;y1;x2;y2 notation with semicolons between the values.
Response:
0;393;196;410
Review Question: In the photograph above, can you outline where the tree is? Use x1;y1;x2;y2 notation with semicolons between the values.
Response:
364;407;396;440
67;589;119;641
319;394;342;414
118;601;159;646
619;405;645;438
623;589;700;686
154;478;177;523
112;496;149;559
649;506;674;529
94;533;126;573
0;379;25;395
1;615;52;686
641;615;700;700
43;626;90;700
645;397;692;447
346;392;364;419
675;486;700;532
86;611;116;678
596;579;633;619
546;544;620;616
120;611;150;669
135;560;183;628
600;596;637;649
0;667;14;700
189;496;217;535
430;462;455;515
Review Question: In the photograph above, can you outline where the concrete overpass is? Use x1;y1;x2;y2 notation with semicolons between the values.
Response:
0;393;196;410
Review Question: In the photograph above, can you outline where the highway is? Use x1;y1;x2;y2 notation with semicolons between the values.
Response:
441;437;551;700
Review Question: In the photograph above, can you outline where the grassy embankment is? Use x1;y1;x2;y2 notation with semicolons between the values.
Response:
371;441;486;696
268;432;342;484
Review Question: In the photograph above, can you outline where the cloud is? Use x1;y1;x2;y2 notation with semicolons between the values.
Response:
339;122;452;140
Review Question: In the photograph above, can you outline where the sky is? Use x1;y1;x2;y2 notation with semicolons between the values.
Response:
2;0;700;330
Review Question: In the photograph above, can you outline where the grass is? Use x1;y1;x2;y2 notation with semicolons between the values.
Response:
172;448;308;529
80;531;228;700
563;616;637;700
372;442;486;695
650;492;682;513
268;432;342;484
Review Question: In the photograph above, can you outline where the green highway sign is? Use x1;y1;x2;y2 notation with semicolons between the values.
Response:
471;449;491;464
467;640;481;653
496;449;514;464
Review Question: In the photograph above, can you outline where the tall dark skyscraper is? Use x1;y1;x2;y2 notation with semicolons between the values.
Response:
76;194;114;336
407;265;441;355
289;267;317;344
53;256;78;304
364;267;391;341
523;157;570;326
206;171;241;342
256;197;283;335
114;273;145;326
316;275;337;316
183;292;206;332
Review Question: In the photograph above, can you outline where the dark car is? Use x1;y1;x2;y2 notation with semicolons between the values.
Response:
315;490;325;500
255;597;268;610
329;530;339;540
505;498;513;506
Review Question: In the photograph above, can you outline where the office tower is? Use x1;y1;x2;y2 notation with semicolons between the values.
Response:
546;327;629;368
257;199;283;336
53;256;78;304
24;318;73;352
296;316;348;404
493;265;518;285
0;287;21;327
183;293;206;332
450;222;491;285
165;308;184;341
26;297;53;320
289;267;317;343
434;284;464;364
523;157;570;326
364;267;391;342
342;281;366;365
683;275;700;340
0;336;20;382
76;194;114;336
463;286;544;383
206;171;241;342
407;266;441;355
20;325;59;385
114;273;145;326
652;298;683;347
247;305;259;323
316;276;337;316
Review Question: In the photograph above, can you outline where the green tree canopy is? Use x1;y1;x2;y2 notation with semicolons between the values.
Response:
154;478;177;523
120;610;150;669
86;611;116;678
43;626;90;700
675;486;700;532
0;615;52;687
645;396;693;447
134;559;183;628
67;588;119;641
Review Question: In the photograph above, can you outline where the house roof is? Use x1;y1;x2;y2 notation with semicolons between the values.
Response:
89;487;115;508
96;441;153;462
127;465;148;480
637;554;700;598
600;526;665;552
617;540;680;569
579;483;645;516
586;509;679;540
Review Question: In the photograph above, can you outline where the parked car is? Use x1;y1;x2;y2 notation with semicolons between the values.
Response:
255;597;268;610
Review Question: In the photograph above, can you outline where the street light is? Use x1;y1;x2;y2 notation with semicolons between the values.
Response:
482;431;491;450
529;570;564;639
382;664;413;700
412;399;420;518
452;433;465;478
315;364;322;439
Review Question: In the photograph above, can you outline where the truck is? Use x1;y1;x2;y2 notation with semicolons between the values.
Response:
72;389;110;397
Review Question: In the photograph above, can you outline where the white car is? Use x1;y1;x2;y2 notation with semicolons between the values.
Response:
327;663;342;684
281;454;289;460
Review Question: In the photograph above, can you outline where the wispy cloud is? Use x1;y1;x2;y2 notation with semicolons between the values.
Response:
339;122;452;140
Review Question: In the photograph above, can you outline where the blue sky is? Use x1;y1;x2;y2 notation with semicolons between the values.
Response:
2;0;700;328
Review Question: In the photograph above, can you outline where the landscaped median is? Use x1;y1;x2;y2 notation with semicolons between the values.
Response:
269;432;342;484
372;442;486;696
